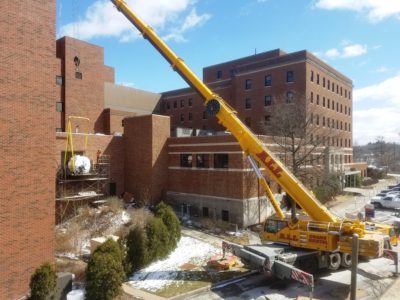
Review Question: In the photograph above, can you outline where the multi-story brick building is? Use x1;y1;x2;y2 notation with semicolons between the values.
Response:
0;4;367;294
0;1;56;298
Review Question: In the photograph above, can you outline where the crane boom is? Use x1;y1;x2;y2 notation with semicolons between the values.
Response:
111;0;337;223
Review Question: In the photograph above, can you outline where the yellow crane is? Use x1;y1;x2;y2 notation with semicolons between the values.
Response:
110;0;396;265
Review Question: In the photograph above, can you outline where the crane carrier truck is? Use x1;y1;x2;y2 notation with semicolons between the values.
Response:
111;0;398;281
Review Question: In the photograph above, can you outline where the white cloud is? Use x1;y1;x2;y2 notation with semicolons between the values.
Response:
325;48;340;58
375;66;388;73
320;43;367;59
58;0;210;43
341;44;367;57
314;0;400;22
163;8;211;42
353;75;400;144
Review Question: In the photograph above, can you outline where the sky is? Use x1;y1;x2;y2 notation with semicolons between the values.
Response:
56;0;400;145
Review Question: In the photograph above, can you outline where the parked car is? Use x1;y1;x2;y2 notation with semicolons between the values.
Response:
371;194;400;209
381;187;400;194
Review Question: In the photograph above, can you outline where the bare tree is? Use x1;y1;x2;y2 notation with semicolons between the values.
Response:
261;93;345;188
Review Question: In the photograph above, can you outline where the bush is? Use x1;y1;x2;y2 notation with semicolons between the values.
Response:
29;262;57;300
313;174;341;203
145;217;170;261
85;253;125;300
85;239;126;300
155;202;181;249
126;225;148;272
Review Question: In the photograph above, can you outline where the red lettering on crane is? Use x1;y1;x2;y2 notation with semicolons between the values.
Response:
256;151;283;178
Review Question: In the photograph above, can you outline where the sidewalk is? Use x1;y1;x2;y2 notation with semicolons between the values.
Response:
381;275;400;299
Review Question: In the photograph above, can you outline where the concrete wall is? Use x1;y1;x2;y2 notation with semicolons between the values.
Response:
0;0;56;298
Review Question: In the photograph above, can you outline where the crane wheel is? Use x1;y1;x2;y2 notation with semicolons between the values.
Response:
340;253;352;268
328;253;341;270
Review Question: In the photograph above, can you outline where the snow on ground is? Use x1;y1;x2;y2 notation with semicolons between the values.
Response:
128;236;220;292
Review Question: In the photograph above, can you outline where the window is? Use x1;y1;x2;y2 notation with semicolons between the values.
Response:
286;91;294;104
332;101;335;111
316;115;319;126
180;99;184;108
214;154;228;168
317;74;320;84
323;97;325;107
188;98;193;107
323;116;325;127
340;104;343;113
345;89;347;98
310;92;314;103
310;71;314;82
264;95;272;106
327;118;330;128
173;101;177;108
264;115;271;125
221;210;229;222
245;117;251;127
310;113;313;124
56;128;63;132
202;111;207;119
348;91;351;100
245;79;252;90
217;70;222;79
348;108;351;116
196;154;209;168
340;87;343;96
245;98;252;109
327;80;330;90
332;82;335;92
56;102;64;112
340;121;343;130
188;112;192;121
327;99;330;109
166;102;170;109
75;72;82;79
180;154;192;168
323;77;325;88
264;75;272;87
180;113;184;122
203;207;209;217
345;106;347;114
56;75;63;86
286;71;294;83
316;94;320;105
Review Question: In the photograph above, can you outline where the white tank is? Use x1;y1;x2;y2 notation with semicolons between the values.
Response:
68;155;91;175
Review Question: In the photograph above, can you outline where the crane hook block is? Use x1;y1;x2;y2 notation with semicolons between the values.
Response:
206;99;220;116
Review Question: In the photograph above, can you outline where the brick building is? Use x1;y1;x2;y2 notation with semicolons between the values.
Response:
0;1;56;298
0;3;366;294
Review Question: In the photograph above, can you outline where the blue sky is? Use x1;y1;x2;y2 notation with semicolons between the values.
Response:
57;0;400;145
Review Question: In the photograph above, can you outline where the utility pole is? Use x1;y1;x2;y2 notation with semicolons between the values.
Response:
350;234;359;300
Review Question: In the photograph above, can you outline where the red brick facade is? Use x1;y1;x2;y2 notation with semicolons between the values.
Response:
0;0;56;298
56;37;115;133
124;115;170;204
161;49;353;161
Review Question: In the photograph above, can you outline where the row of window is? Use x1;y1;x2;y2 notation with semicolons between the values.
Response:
244;71;294;90
310;134;352;148
311;114;351;132
310;71;351;100
166;98;193;110
180;153;228;169
245;92;295;109
310;92;351;116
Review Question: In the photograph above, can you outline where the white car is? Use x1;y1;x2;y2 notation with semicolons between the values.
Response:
371;194;400;209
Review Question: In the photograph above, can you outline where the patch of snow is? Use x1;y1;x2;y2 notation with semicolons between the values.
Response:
67;288;85;300
57;252;80;260
128;236;219;292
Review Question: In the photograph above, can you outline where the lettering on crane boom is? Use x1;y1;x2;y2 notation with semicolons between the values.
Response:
256;151;283;178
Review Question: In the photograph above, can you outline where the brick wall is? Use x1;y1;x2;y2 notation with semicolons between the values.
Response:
55;133;125;197
103;108;136;134
56;37;115;134
124;115;170;204
0;0;56;298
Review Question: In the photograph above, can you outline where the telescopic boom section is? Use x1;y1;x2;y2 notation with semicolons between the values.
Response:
111;0;338;223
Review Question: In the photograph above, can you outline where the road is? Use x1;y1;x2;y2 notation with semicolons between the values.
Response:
185;178;400;300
